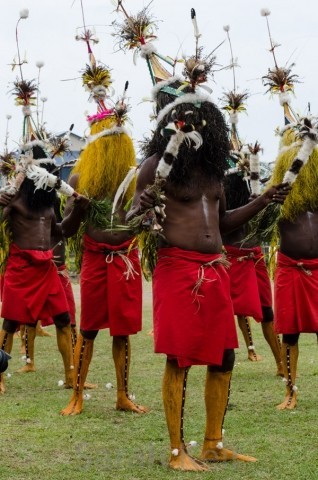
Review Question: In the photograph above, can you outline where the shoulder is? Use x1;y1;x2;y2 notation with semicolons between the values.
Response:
139;153;160;171
68;173;79;189
136;154;160;187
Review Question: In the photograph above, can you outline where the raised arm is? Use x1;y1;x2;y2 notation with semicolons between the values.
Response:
61;174;90;238
219;182;290;234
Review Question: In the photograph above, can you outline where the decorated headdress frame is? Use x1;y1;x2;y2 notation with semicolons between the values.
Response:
0;9;76;198
112;0;176;85
260;8;300;126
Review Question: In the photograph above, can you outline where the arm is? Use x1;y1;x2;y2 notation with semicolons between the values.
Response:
61;174;90;238
0;192;15;221
126;155;159;223
219;182;290;234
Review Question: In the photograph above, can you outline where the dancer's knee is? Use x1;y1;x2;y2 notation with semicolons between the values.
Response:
54;312;70;329
2;319;19;334
282;333;299;346
208;349;235;372
80;329;98;340
261;306;274;322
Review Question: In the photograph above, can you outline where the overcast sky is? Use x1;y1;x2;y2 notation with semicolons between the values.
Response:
0;0;317;163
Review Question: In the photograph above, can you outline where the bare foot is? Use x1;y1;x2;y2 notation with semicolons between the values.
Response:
60;392;83;416
116;396;148;413
84;382;97;390
276;392;297;410
16;364;36;373
169;449;209;471
63;381;73;389
248;351;262;362
201;446;257;463
36;327;54;337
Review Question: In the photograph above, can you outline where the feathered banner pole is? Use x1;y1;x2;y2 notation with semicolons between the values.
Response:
182;8;218;93
221;25;248;155
127;8;209;277
260;8;299;125
241;8;306;244
112;1;175;85
15;9;29;81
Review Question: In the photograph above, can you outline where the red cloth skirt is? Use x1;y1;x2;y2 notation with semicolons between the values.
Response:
41;265;76;327
274;252;318;334
80;234;142;334
225;245;272;321
1;244;68;324
153;247;238;367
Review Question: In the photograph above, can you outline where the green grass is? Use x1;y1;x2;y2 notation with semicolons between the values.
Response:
1;279;318;480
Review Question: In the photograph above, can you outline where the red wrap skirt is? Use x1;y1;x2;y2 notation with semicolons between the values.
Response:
41;265;76;327
153;247;238;367
274;251;318;334
80;234;142;335
225;245;272;321
1;244;69;324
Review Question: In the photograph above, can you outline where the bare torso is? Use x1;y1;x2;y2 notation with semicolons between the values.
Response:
6;195;55;251
279;210;318;259
159;171;223;253
63;173;133;246
127;154;283;255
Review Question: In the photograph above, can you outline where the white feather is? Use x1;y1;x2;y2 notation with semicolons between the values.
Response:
140;43;157;58
229;111;239;125
185;130;203;150
260;8;271;16
86;125;129;145
279;91;291;106
26;164;74;196
111;166;138;225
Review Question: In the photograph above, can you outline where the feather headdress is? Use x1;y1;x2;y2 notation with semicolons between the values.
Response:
241;8;309;245
220;23;255;191
112;1;175;85
260;8;299;125
128;8;218;277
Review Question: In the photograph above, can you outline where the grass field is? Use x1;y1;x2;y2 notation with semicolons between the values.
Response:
1;279;318;480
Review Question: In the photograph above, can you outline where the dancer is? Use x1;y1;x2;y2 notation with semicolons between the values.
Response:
126;18;289;469
18;195;78;372
223;165;282;374
60;23;145;415
255;118;318;410
0;150;74;394
221;25;281;371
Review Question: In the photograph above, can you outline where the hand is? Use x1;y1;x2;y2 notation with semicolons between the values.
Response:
0;192;14;207
139;188;158;212
73;194;90;212
262;182;291;205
